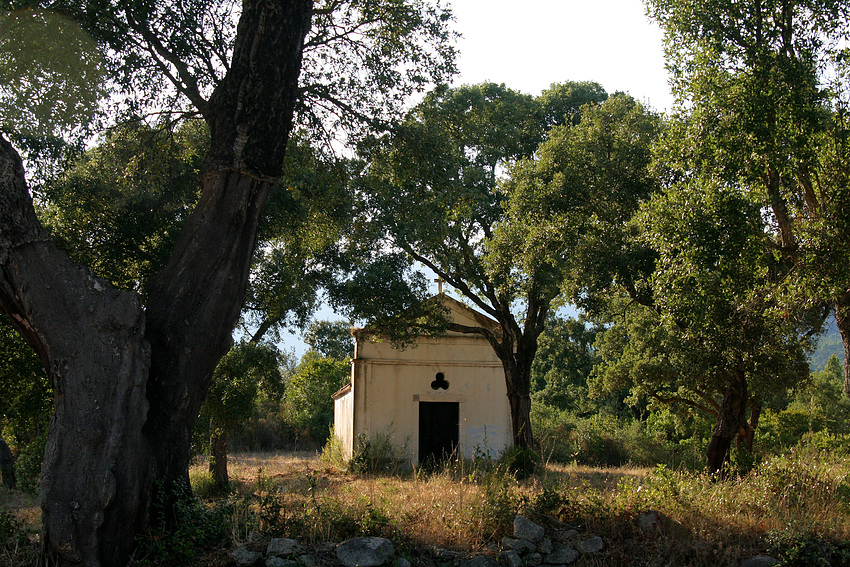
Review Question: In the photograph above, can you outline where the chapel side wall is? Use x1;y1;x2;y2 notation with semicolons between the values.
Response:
333;390;354;459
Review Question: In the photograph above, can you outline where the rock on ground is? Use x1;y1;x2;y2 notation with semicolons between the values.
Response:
501;537;536;554
232;545;260;567
500;550;523;567
267;538;305;558
462;556;501;567
575;536;604;554
336;537;396;567
513;516;545;544
546;543;580;565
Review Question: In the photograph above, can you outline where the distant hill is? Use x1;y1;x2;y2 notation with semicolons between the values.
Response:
810;317;845;373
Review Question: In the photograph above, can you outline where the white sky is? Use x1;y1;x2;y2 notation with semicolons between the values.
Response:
282;0;674;356
448;0;674;112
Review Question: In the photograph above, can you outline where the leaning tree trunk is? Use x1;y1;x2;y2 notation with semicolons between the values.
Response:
500;339;539;451
142;0;313;520
706;367;748;476
0;1;313;564
0;135;152;565
835;293;850;399
0;436;16;489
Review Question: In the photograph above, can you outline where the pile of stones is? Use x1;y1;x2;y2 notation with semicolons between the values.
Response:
230;512;780;567
498;515;603;567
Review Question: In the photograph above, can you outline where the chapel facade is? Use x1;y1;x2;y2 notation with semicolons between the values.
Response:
332;295;512;466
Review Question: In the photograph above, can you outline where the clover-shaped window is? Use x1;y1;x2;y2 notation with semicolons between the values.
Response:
430;372;449;390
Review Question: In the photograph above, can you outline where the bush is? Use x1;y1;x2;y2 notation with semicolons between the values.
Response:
768;531;850;567
320;426;347;470
14;432;46;495
497;445;540;479
349;431;403;474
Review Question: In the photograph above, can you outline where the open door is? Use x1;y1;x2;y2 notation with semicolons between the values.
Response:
418;401;459;466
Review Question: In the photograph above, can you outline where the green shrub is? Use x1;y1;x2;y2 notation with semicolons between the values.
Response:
134;486;232;566
497;445;540;479
768;531;850;567
320;426;347;470
14;431;46;495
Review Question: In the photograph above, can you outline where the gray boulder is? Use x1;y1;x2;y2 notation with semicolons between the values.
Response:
336;537;395;567
546;543;579;565
514;516;545;543
637;510;662;533
232;546;261;567
526;553;543;566
501;537;536;554
500;550;523;567
575;536;604;554
537;538;553;556
299;555;317;567
266;558;298;567
267;538;305;558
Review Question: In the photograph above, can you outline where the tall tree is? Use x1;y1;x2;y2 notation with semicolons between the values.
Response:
337;86;659;449
0;2;313;565
647;0;850;396
591;180;810;473
1;1;455;562
203;340;282;490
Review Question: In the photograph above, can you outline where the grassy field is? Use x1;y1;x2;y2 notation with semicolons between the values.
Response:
2;448;850;566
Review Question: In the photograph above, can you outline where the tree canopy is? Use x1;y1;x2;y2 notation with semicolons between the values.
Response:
334;83;661;450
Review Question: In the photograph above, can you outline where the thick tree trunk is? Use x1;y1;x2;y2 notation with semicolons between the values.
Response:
707;367;748;476
737;399;761;453
141;0;313;521
0;436;15;489
835;294;850;399
507;392;534;449
500;341;538;450
0;1;313;564
0;136;152;565
209;431;229;490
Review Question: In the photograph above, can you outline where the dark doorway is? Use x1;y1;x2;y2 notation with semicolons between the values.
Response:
419;401;459;467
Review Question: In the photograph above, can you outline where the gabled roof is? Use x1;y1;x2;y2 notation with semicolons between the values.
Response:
351;293;501;341
436;294;501;335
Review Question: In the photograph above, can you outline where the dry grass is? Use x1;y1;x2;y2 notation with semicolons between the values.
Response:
2;450;849;566
185;448;850;566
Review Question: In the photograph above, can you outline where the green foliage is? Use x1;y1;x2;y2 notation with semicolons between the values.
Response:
530;315;602;413
791;355;850;435
320;426;348;470
496;445;540;479
809;320;845;372
532;402;706;469
0;8;105;141
244;137;358;341
134;484;232;566
0;507;25;549
39;120;206;294
768;533;850;567
304;320;354;360
284;351;350;444
0;316;51;453
348;431;404;474
204;341;283;438
13;431;46;496
648;0;850;378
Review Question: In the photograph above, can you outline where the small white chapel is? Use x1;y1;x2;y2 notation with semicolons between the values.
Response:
332;294;512;466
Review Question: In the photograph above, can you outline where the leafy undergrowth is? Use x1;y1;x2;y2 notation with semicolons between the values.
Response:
3;448;850;566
